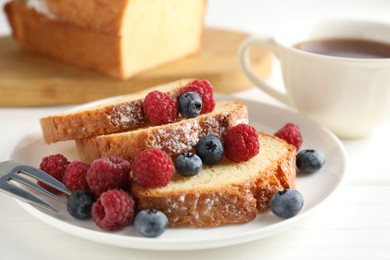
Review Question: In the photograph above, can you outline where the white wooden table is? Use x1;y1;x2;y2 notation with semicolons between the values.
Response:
1;0;390;259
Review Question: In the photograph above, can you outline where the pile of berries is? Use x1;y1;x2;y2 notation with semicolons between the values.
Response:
143;79;216;126
270;122;326;219
39;155;133;229
38;154;167;237
273;122;325;174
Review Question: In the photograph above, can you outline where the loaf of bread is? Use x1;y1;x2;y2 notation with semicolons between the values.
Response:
4;0;206;79
76;100;248;163
40;79;193;144
132;132;296;227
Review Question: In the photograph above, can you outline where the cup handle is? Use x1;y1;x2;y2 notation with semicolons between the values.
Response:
239;36;294;107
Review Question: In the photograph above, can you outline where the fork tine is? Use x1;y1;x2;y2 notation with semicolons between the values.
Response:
16;165;72;196
10;173;67;205
0;181;58;213
0;160;73;213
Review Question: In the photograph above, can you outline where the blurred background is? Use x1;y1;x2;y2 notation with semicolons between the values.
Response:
1;0;390;36
1;2;390;259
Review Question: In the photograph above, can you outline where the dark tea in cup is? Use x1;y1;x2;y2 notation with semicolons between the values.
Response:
294;38;390;58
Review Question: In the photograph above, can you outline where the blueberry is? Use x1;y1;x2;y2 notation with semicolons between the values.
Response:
67;190;95;220
195;135;224;165
175;152;202;177
296;149;325;173
270;189;304;219
134;209;168;238
179;92;202;118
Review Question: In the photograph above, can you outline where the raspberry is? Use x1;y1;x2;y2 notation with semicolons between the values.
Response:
182;80;216;114
132;148;174;187
86;156;131;197
62;160;90;192
274;123;302;150
38;154;70;194
223;124;260;162
143;90;178;126
92;189;135;231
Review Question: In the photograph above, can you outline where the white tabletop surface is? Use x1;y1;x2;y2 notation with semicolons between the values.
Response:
1;0;390;259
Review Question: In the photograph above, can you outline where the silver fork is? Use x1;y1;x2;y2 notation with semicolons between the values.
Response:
0;160;72;213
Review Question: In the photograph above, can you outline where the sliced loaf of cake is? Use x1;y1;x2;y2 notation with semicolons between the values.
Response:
132;132;296;227
40;79;193;144
76;100;248;163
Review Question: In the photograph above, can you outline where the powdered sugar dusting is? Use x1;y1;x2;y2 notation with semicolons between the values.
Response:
204;197;216;212
160;191;253;226
108;101;145;128
152;111;246;155
202;115;227;137
27;0;56;19
235;115;249;125
154;121;202;154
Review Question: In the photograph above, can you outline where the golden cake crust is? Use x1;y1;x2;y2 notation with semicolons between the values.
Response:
4;0;207;79
76;100;249;163
5;0;123;77
40;79;193;144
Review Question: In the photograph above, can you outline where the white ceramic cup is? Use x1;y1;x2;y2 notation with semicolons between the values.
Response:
239;18;390;138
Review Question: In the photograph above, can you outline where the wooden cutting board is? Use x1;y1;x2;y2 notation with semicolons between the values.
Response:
0;28;271;107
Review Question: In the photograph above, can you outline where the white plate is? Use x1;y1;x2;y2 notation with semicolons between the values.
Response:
6;97;347;251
